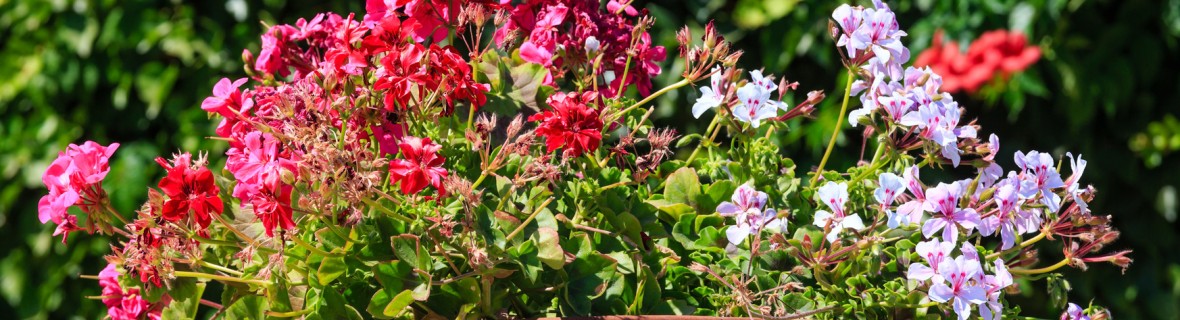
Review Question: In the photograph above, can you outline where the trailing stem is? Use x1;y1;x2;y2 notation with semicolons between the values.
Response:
811;69;856;186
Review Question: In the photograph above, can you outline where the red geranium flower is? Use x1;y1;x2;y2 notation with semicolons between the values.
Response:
156;154;223;230
530;91;604;157
252;183;295;238
389;136;448;195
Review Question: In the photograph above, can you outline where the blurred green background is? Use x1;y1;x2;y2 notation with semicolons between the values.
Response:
1;0;1177;318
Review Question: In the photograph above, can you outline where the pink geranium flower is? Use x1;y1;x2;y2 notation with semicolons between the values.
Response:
201;77;253;138
226;131;297;202
38;141;119;231
98;263;162;320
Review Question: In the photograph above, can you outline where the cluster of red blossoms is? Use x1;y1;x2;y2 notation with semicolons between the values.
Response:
914;30;1041;93
37;0;674;317
530;91;604;157
501;0;667;96
155;154;222;232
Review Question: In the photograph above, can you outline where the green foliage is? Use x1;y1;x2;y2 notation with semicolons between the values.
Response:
4;0;1178;319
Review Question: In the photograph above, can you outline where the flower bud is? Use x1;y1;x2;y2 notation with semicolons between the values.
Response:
703;21;718;49
585;36;601;54
280;167;297;185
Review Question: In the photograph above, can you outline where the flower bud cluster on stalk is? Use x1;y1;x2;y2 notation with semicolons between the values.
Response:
36;0;1128;319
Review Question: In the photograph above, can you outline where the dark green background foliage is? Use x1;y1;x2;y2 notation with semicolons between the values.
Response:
0;0;1176;318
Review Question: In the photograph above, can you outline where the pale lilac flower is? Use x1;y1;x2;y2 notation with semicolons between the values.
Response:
692;67;725;119
813;182;865;243
874;172;907;228
979;178;1040;250
726;208;787;246
812;210;864;244
896;165;933;225
1061;303;1090;320
731;83;779;128
899;100;973;167
1015;150;1065;212
978;162;1003;190
985;133;1001;161
831;4;866;57
817;181;850;217
928;256;987;320
980;259;1013;320
718;183;769;218
907;238;954;282
848;105;874;127
904;66;943;95
720;184;785;245
854;6;907;63
922;182;980;243
1066;152;1089;214
878;91;914;122
831;2;908;68
960;242;979;261
749;70;778;94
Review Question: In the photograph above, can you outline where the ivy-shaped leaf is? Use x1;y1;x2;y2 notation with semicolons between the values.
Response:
160;277;205;319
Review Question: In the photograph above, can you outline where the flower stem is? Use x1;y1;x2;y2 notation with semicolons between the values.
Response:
869;139;886;165
174;270;269;286
505;197;555;242
197;260;243;276
265;308;314;318
811;69;855;186
466;104;476;131
361;197;414;223
879;301;939;309
610;78;691;120
1009;257;1071;275
986;228;1048;260
471;170;490;189
290;235;343;257
211;212;263;249
849;149;890;183
685;112;722;165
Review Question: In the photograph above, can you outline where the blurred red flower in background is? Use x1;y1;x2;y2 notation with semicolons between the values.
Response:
914;30;1041;93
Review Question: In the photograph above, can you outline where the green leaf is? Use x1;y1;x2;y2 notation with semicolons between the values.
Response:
664;167;702;207
391;234;430;271
699;180;738;214
319;288;363;320
373;260;431;302
159;277;205;319
475;51;553;115
224;295;268;320
385;290;415;317
645;199;696;224
367;289;414;318
267;277;294;313
534;227;565;269
317;256;347;286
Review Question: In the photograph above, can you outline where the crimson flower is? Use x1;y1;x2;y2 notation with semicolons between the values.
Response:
530;91;604;157
155;154;223;230
389;136;448;195
252;183;295;238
